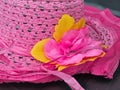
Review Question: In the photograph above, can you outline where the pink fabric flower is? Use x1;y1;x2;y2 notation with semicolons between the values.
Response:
44;27;104;66
31;14;105;71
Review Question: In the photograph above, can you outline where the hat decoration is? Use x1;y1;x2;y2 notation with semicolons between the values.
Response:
31;14;106;71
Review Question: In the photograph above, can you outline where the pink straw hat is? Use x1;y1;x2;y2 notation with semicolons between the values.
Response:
0;0;120;90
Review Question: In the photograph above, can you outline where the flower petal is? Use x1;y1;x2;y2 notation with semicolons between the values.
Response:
71;27;89;51
31;38;50;63
72;18;86;30
58;54;85;65
53;14;75;41
85;49;104;57
60;30;79;52
60;27;88;52
71;38;83;51
79;52;106;64
44;39;63;60
61;30;78;42
57;65;68;71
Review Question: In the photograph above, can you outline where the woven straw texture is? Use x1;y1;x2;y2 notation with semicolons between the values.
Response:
0;0;84;83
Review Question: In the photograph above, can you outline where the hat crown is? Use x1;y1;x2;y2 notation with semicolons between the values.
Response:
0;0;84;49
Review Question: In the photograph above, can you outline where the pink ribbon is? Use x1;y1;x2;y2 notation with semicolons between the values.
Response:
41;65;85;90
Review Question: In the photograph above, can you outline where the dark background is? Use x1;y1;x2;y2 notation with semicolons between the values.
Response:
86;0;120;11
0;0;120;90
85;0;120;17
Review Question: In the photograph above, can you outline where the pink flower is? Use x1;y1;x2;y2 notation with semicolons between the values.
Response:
44;27;104;66
31;14;105;71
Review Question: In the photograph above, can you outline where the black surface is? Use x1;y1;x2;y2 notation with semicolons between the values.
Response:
0;1;120;90
85;0;120;17
85;0;120;11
